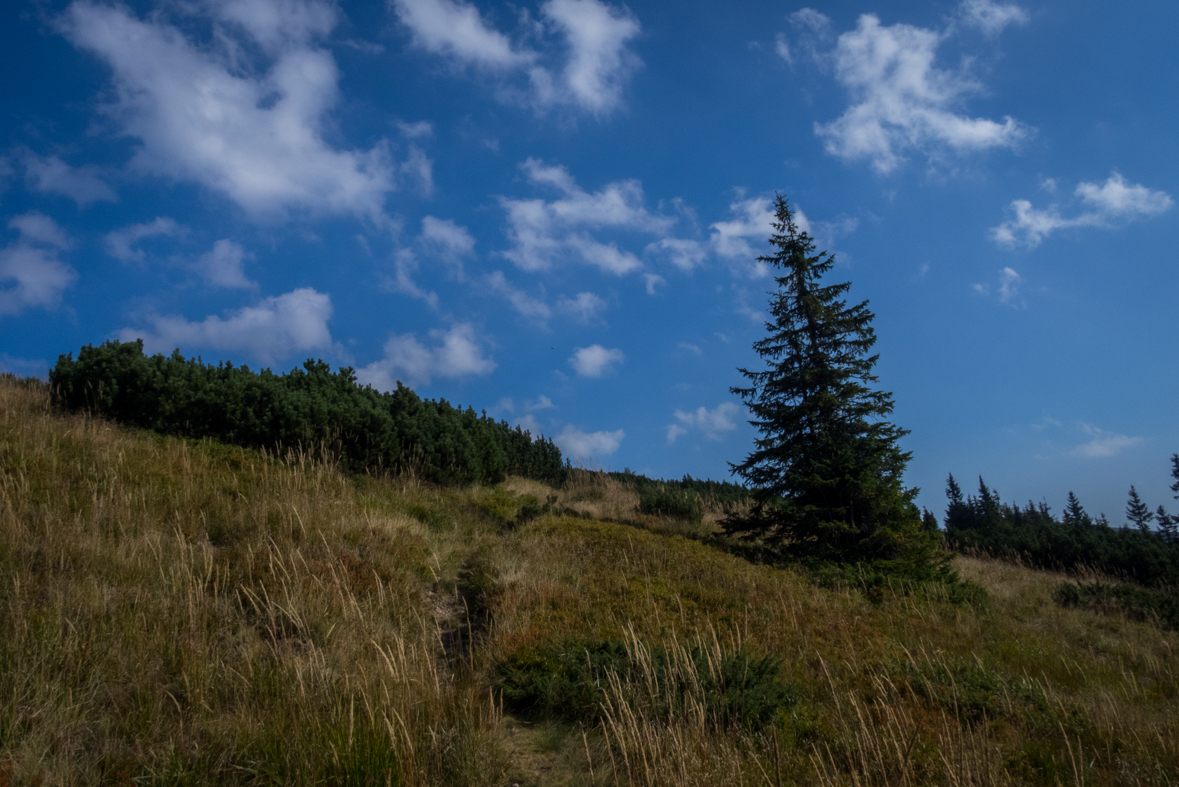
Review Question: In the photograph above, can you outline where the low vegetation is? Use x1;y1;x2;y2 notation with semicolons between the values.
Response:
3;374;1178;785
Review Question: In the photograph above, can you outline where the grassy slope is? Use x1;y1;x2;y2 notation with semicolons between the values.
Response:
1;377;1176;786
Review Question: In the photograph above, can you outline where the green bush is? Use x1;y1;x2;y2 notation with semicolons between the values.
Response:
497;639;797;731
49;340;566;487
1055;581;1179;631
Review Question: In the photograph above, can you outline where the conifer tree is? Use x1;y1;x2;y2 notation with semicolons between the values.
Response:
1156;506;1177;545
1063;491;1091;527
944;474;970;529
1171;454;1179;499
726;195;939;575
1126;486;1154;533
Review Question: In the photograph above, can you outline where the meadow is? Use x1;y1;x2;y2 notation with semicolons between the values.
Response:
2;374;1176;786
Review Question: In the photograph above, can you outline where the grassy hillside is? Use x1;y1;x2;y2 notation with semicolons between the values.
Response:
2;375;1177;786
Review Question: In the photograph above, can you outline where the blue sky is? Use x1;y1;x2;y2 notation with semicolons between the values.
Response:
2;0;1176;523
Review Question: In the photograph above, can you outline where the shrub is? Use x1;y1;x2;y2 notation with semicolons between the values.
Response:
638;488;703;523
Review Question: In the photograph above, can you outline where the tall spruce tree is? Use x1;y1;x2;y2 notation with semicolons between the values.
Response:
1126;485;1154;533
726;194;940;575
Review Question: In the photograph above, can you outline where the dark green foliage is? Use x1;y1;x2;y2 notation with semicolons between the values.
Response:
608;469;750;512
49;340;565;487
1126;485;1154;533
1056;582;1179;631
724;195;941;576
809;561;987;608
921;508;939;532
945;474;1179;589
638;488;704;523
497;640;797;731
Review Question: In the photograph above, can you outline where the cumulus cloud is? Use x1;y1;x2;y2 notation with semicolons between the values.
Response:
553;424;624;461
958;0;1029;36
807;13;1028;173
104;217;184;262
1072;424;1142;459
992;172;1173;247
666;402;740;443
0;213;78;316
569;344;623;377
118;287;333;364
486;270;551;322
357;322;495;388
22;151;117;206
195;239;256;289
556;291;607;323
419;216;476;280
499;158;673;275
60;0;399;219
391;0;640;115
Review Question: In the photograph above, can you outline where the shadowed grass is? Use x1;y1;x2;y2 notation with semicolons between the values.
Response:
2;375;1178;786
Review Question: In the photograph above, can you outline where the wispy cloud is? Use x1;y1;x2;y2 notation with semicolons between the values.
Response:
972;266;1022;306
1072;423;1142;459
957;0;1029;37
21;150;117;206
104;217;184;262
992;172;1173;247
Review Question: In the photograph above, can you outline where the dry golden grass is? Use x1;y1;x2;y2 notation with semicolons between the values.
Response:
2;375;1177;786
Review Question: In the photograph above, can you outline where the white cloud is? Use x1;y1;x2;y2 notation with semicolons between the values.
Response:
0;213;78;316
958;0;1029;36
61;0;398;220
649;237;707;271
540;0;641;116
397;120;434;138
195;239;256;289
992;172;1173;247
677;342;702;356
972;266;1021;305
391;0;640;115
391;0;533;69
1076;172;1174;217
666;402;740;443
22;151;117;206
104;217;184;262
486;270;551;322
709;197;816;276
384;248;439;308
8;213;74;250
499;158;673;276
774;33;792;65
1072;424;1142;459
569;344;624;377
357;322;495;388
553;424;624;461
813;14;1028;173
118;287;333;365
556;291;607;323
419;215;475;280
643;273;664;294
